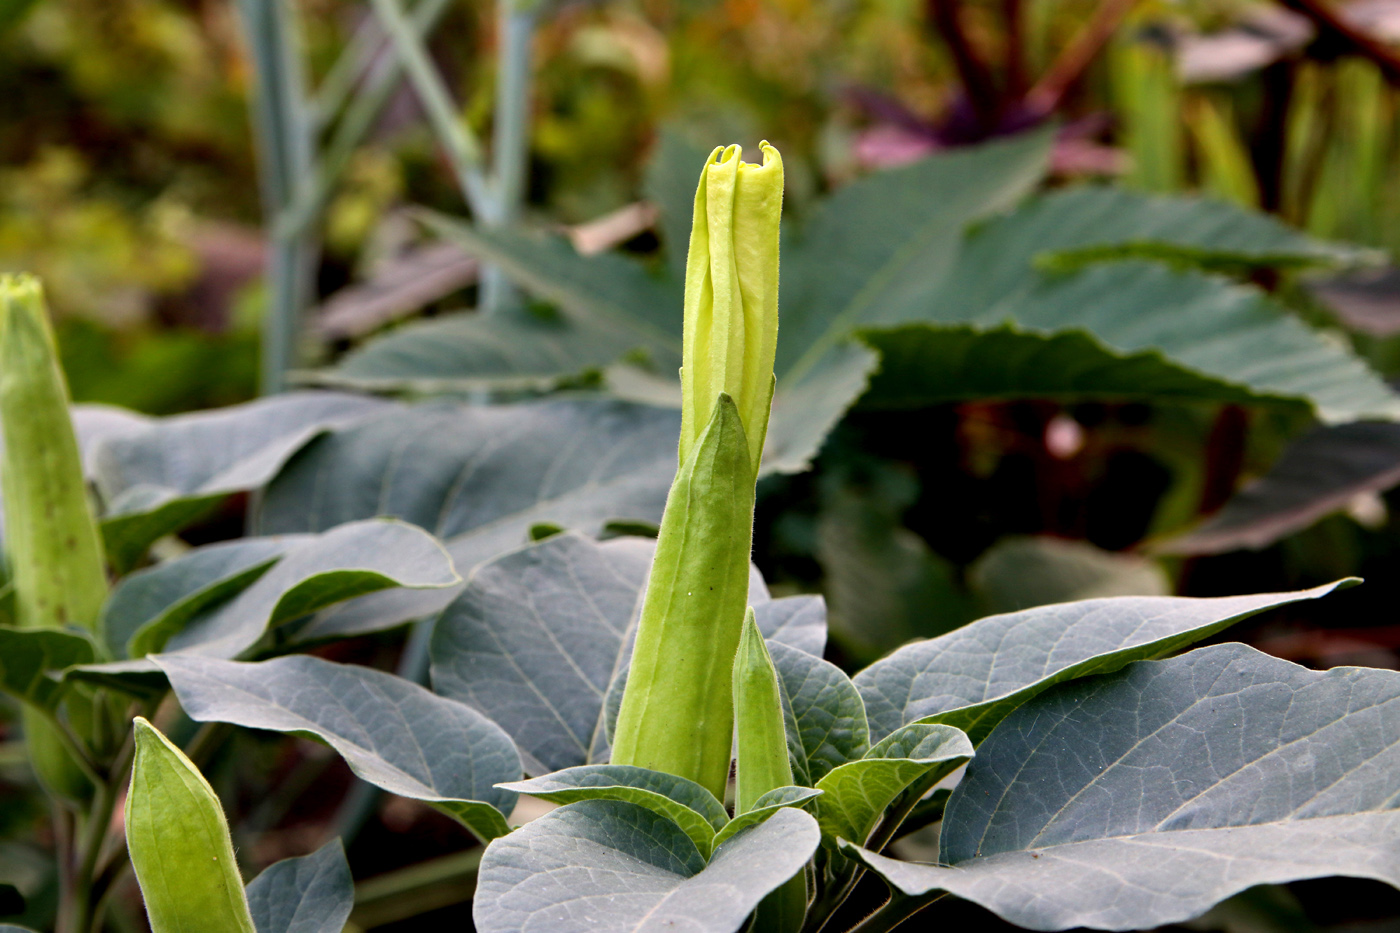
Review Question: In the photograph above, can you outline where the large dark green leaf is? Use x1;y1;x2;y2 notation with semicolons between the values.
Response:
854;582;1349;744
474;801;820;933
769;640;867;786
850;643;1400;931
1163;421;1400;555
257;399;680;642
92;392;392;570
246;839;353;933
159;654;520;842
430;532;781;774
102;537;300;659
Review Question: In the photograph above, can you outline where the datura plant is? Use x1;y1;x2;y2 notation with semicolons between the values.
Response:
5;144;1400;933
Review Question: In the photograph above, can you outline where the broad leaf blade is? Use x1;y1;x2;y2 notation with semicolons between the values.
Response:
500;764;727;856
969;535;1168;615
103;537;297;659
159;654;520;842
93;392;391;570
258;399;679;641
753;595;827;658
769;641;867;785
474;801;820;933
712;786;824;849
854;581;1350;744
850;643;1400;931
245;839;353;933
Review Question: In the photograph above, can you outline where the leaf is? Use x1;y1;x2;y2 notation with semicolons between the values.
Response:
103;537;298;659
258;399;680;642
849;643;1400;932
1015;187;1377;272
109;520;457;666
158;654;520;842
125;717;257;933
712;786;824;849
814;723;972;846
1161;421;1400;555
473;801;821;933
0;628;96;710
93;391;392;570
245;839;354;933
854;581;1351;744
969;535;1168;616
753;594;827;658
430;532;771;774
769;640;868;786
500;765;727;857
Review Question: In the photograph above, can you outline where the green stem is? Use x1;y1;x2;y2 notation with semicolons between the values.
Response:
847;892;945;933
479;0;536;314
368;0;492;215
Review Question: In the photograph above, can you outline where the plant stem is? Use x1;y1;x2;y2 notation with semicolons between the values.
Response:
479;0;536;314
369;0;492;215
848;892;945;933
926;0;1002;131
1024;0;1137;117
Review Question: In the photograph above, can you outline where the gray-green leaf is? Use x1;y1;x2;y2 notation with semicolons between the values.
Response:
0;628;96;710
769;640;867;786
158;654;520;842
245;839;353;933
712;786;824;849
474;801;821;933
854;581;1350;744
849;643;1400;931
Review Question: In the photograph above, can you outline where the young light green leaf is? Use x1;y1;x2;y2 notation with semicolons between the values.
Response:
849;643;1400;932
0;276;108;636
854;581;1352;744
712;786;823;849
611;394;756;800
126;717;257;933
734;609;794;815
499;764;727;857
245;838;353;933
157;654;520;841
474;801;821;933
814;724;972;846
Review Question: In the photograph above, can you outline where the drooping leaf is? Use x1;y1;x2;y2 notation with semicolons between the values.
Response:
158;654;520;842
849;643;1400;932
854;581;1350;744
245;839;354;933
430;532;773;774
769;640;868;786
712;786;824;849
93;392;392;570
814;724;972;846
474;801;821;933
258;399;680;642
969;535;1168;615
500;765;727;857
1162;421;1400;555
102;537;298;659
125;717;257;933
0;628;96;710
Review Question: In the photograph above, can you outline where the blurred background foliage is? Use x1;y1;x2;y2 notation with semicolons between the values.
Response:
9;0;1400;926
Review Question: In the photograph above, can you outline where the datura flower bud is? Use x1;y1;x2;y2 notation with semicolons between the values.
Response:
610;143;783;801
680;141;783;476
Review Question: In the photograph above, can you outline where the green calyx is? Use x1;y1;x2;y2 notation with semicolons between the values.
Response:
733;608;794;814
126;718;258;933
680;141;783;477
0;274;109;636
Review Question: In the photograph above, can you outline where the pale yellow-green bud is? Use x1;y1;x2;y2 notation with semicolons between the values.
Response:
680;142;782;476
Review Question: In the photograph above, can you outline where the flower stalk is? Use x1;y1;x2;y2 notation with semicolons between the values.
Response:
610;142;783;801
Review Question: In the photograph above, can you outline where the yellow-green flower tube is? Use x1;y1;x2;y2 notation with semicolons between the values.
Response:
610;143;783;801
